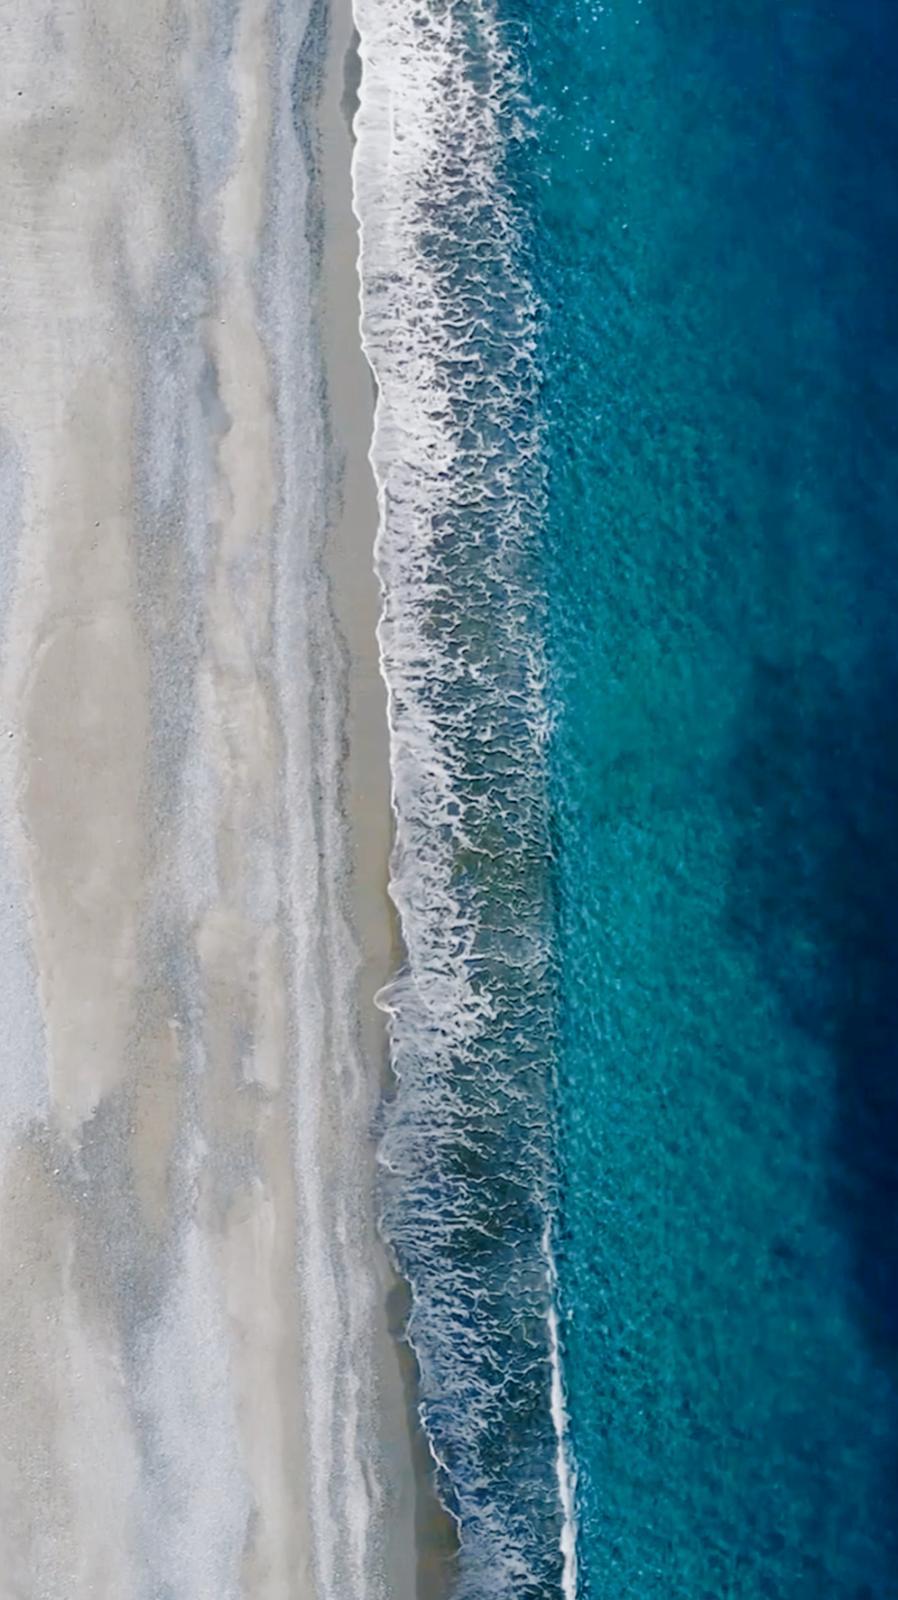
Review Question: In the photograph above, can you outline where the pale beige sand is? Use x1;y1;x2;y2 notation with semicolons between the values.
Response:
0;1;415;1596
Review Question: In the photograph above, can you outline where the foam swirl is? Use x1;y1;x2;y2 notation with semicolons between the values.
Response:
351;1;576;1591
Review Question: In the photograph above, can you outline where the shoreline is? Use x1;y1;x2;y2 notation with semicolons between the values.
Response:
0;0;445;1592
316;4;459;1595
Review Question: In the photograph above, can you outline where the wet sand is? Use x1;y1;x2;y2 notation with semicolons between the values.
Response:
320;12;459;1592
0;1;416;1595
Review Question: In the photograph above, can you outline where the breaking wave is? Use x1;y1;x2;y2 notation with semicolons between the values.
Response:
351;0;577;1592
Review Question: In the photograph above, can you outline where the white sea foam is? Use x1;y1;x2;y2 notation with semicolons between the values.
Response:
545;1223;581;1600
351;0;544;1055
351;0;579;1590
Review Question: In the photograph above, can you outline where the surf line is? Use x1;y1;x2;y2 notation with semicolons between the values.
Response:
544;1220;580;1599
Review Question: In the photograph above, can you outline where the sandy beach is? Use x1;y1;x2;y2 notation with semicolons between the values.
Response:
0;1;417;1595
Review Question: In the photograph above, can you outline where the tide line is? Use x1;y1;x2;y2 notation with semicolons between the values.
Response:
545;1221;580;1600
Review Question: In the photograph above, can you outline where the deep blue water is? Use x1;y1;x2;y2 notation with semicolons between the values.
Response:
362;0;898;1594
517;0;898;1593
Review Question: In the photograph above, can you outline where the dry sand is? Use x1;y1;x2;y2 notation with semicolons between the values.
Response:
0;0;416;1595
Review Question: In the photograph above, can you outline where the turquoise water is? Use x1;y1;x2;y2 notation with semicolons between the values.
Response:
521;0;898;1593
357;0;898;1593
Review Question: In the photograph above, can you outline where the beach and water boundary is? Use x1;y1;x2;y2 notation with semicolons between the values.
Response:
350;3;577;1595
0;0;459;1593
6;0;893;1595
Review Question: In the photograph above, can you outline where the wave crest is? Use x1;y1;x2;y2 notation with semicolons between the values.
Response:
351;1;576;1593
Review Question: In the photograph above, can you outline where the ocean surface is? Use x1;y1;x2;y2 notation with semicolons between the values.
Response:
353;0;898;1595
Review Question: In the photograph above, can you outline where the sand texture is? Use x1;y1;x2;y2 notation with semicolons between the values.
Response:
0;1;414;1595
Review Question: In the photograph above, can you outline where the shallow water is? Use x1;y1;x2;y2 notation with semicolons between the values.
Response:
355;0;898;1593
353;4;563;1592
